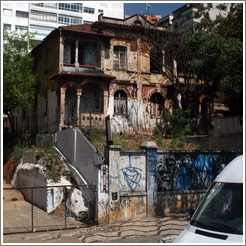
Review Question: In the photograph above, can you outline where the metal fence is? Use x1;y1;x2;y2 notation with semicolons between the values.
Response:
3;185;97;235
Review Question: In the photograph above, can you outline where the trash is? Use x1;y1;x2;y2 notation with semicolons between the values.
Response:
33;228;36;232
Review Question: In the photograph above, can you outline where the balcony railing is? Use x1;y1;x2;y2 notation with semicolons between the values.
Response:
63;64;103;73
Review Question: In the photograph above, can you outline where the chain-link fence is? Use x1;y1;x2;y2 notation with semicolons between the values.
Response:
3;185;97;235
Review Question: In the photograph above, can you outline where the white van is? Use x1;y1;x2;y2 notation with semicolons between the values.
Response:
173;155;244;244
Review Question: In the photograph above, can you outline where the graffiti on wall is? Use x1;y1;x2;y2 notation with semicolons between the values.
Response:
120;153;144;192
157;153;239;191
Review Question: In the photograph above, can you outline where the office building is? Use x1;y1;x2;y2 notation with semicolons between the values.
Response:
2;2;124;41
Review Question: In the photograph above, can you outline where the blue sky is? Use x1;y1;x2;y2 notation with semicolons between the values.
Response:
124;2;186;18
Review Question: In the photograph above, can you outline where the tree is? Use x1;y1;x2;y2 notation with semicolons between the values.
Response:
188;3;243;117
138;2;243;133
3;29;37;133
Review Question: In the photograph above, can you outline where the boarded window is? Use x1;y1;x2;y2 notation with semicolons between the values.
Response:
114;90;127;115
113;46;127;70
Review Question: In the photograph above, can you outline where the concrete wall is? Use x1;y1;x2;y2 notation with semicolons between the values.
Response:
56;128;101;185
105;146;147;223
104;143;242;222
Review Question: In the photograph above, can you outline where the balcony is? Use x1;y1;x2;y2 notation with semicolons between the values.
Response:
62;64;103;74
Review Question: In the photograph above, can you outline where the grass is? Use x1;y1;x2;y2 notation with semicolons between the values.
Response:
84;125;199;152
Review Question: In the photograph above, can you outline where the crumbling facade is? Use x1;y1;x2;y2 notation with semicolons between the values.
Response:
32;14;176;134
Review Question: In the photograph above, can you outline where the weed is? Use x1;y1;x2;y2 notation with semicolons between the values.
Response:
12;144;24;160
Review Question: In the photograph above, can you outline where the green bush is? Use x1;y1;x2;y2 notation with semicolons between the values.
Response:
81;125;106;147
154;124;163;147
163;109;191;138
12;144;24;160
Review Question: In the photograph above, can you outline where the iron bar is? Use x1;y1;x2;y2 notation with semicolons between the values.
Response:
31;188;34;232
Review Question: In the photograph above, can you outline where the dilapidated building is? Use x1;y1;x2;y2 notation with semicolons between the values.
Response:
31;14;177;134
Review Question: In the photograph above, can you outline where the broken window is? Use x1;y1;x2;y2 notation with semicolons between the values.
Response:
151;93;164;116
113;46;127;70
114;90;127;115
150;49;163;73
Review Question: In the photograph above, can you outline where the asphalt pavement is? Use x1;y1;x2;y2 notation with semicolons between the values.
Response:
3;213;189;244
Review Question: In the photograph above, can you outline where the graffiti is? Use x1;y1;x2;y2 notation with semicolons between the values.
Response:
120;153;143;192
157;153;238;191
147;149;157;174
120;197;131;208
110;201;120;211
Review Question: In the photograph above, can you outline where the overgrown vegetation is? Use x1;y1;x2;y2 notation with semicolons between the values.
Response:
35;138;76;183
80;125;106;151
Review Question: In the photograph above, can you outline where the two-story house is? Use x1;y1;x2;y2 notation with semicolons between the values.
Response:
31;14;176;134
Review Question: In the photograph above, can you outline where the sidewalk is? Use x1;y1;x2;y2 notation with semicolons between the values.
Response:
3;214;189;243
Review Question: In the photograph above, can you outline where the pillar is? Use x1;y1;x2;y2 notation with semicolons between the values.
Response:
75;40;79;71
140;141;158;217
59;87;66;130
77;88;82;126
106;145;122;223
59;31;64;73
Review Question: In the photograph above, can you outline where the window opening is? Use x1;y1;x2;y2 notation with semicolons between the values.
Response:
151;93;164;116
113;46;127;70
114;90;127;115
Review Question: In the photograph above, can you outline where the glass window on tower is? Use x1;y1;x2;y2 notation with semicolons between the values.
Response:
84;7;95;14
58;15;82;25
58;3;83;13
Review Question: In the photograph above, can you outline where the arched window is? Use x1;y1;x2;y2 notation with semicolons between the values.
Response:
114;90;127;115
151;92;164;116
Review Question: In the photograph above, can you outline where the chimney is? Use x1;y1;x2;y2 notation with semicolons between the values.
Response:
98;13;104;22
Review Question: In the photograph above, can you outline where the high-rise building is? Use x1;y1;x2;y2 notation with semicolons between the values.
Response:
171;3;230;30
2;2;124;41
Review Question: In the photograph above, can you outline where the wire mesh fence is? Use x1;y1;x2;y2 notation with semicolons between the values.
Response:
3;185;97;235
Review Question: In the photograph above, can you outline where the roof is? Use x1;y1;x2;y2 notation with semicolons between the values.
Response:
215;155;243;183
49;71;116;81
59;24;115;37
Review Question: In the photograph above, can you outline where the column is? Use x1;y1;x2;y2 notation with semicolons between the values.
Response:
59;87;66;130
140;141;158;217
75;40;79;72
59;31;64;73
77;88;82;126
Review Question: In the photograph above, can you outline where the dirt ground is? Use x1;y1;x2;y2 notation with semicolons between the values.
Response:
3;183;87;234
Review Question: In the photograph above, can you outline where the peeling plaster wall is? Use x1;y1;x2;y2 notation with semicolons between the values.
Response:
106;145;241;222
11;160;72;213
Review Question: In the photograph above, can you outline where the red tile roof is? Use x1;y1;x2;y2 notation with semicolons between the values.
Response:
60;24;114;37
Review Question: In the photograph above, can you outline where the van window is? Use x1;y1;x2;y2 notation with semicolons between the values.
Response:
191;182;243;235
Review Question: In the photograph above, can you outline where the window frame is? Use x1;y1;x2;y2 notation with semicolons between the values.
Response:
113;46;127;71
114;90;128;115
150;93;164;117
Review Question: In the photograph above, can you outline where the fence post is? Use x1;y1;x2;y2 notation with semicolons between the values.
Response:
94;185;98;223
64;187;67;229
89;110;92;142
31;188;34;232
140;141;158;217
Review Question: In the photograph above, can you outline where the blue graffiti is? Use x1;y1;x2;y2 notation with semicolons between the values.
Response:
121;153;143;192
157;153;238;191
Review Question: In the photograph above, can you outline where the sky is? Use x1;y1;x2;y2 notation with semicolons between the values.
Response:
124;2;186;18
